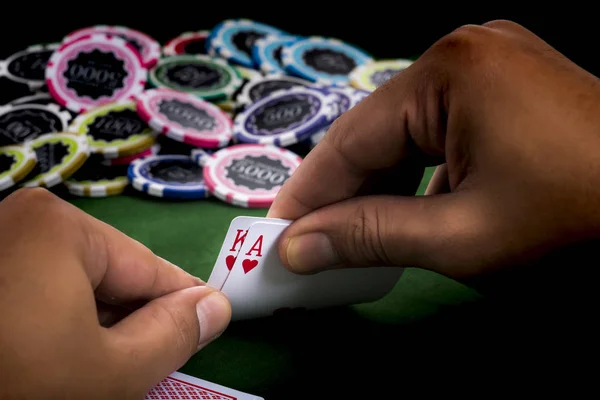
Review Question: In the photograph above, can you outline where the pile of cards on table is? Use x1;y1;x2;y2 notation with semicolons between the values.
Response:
0;19;414;208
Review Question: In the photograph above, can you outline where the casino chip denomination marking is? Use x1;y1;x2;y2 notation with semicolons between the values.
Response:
149;55;242;101
207;19;285;68
20;133;89;188
137;88;232;148
128;154;209;199
349;59;413;92
0;43;59;91
252;35;300;75
163;31;211;56
202;144;302;208
64;156;129;197
236;74;313;107
233;86;341;147
68;100;155;158
45;33;147;113
0;145;37;191
0;103;72;146
63;25;161;68
281;37;372;86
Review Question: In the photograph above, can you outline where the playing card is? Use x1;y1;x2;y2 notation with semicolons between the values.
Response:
207;216;288;290
146;371;263;399
220;221;404;321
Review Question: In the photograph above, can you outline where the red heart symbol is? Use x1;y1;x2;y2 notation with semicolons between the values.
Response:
242;259;258;273
225;255;236;271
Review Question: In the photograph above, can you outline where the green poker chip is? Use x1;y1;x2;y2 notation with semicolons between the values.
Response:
0;144;37;191
148;55;243;101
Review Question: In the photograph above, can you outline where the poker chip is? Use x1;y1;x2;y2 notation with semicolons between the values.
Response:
191;148;213;166
236;74;313;107
0;103;72;146
64;156;129;197
207;19;285;68
163;31;211;56
235;66;263;82
45;33;147;113
349;59;413;92
233;86;341;147
309;86;369;147
252;35;300;75
148;55;243;101
63;25;161;68
281;37;373;86
101;143;160;166
128;154;209;199
0;144;37;191
202;144;302;208
20;133;89;188
0;43;59;91
136;88;233;148
9;92;78;119
68;99;156;158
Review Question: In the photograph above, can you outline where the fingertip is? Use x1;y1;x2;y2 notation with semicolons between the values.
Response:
196;290;231;348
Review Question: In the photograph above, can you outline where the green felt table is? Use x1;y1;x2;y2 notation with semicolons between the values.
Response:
67;165;480;398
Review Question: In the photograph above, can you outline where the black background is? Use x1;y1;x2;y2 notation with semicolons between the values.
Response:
0;7;597;74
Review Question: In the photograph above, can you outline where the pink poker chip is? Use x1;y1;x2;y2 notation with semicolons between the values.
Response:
202;144;302;208
46;33;147;113
101;144;160;166
63;25;160;68
136;88;233;149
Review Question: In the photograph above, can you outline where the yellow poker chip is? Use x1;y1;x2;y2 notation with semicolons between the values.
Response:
21;133;89;188
68;100;156;158
349;59;413;92
64;156;129;197
0;144;37;192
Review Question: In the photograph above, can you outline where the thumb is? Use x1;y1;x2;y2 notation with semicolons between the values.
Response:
278;193;489;279
106;285;231;395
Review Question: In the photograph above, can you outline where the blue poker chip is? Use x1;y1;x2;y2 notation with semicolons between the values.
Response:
252;35;301;75
281;37;373;86
128;154;209;199
207;19;285;68
309;86;370;148
233;86;341;147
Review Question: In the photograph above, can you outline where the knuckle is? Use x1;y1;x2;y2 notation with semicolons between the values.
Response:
433;24;496;65
345;202;391;266
482;19;521;30
3;187;56;208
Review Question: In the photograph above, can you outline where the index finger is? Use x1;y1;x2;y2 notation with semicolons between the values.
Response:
267;60;445;220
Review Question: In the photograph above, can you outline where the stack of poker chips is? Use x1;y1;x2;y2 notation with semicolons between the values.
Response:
0;19;413;208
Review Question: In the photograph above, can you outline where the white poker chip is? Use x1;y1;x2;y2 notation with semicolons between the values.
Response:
0;43;60;90
0;103;72;145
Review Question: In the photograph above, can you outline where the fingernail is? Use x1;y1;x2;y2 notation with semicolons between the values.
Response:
285;233;341;273
196;291;231;346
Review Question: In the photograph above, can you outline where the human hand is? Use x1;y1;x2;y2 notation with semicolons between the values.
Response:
0;188;231;399
268;20;600;281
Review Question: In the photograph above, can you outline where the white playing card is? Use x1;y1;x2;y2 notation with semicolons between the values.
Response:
206;216;289;290
145;371;263;399
220;221;404;321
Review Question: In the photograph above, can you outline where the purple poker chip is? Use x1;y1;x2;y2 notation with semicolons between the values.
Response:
232;86;340;147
